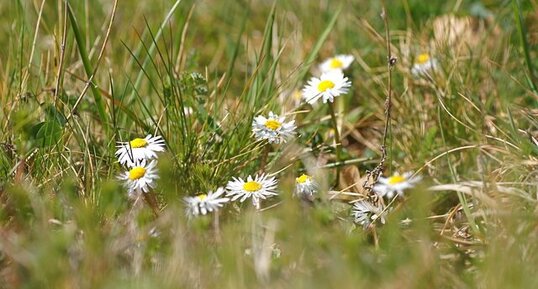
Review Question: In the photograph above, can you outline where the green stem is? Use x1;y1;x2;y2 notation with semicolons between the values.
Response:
328;102;341;187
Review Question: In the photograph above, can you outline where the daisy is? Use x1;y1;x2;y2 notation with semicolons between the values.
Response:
302;70;351;104
226;174;278;209
411;53;438;76
373;171;421;199
115;135;165;167
319;54;354;73
118;160;159;197
351;200;386;229
252;112;296;144
295;174;317;198
184;187;230;217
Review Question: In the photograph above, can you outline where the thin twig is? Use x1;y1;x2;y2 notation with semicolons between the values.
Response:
364;2;396;192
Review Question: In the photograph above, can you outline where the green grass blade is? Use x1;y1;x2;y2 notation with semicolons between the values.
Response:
66;2;108;130
511;0;538;94
128;0;183;103
297;4;343;81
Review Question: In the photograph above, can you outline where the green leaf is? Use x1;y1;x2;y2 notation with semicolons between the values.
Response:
44;105;67;126
33;120;63;148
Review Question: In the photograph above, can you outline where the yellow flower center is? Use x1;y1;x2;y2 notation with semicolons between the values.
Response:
318;80;335;92
387;175;406;185
130;138;148;148
265;119;282;131
197;194;207;201
415;53;430;65
243;181;262;192
128;167;146;180
329;58;343;69
296;174;310;184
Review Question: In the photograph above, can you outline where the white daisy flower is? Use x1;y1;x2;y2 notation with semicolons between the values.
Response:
252;112;296;144
302;70;352;104
184;187;230;217
319;54;354;73
373;172;421;199
411;53;438;76
118;160;159;197
115;135;165;167
295;174;317;198
351;200;386;229
226;174;278;209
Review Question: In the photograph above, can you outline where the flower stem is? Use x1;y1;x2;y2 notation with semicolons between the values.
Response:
143;191;160;217
213;211;221;243
328;102;341;187
259;143;271;173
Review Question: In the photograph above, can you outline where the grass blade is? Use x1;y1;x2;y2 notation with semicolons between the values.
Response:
511;0;538;94
297;4;343;81
66;2;108;129
128;0;183;103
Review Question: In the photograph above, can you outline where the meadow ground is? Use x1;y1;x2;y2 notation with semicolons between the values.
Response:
0;0;537;288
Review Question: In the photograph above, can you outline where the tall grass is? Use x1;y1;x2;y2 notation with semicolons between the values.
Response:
0;0;537;288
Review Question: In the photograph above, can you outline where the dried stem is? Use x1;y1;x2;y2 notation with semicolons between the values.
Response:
371;225;379;249
174;4;196;74
213;210;221;243
259;143;271;173
364;2;395;191
21;0;46;92
143;191;160;218
54;1;68;105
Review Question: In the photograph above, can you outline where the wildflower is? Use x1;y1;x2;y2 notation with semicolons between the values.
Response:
302;70;351;104
115;135;165;167
319;54;354;73
373;171;421;199
184;187;230;217
252;112;296;144
295;174;317;198
118;160;159;197
351;200;386;228
411;53;438;76
226;174;278;209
